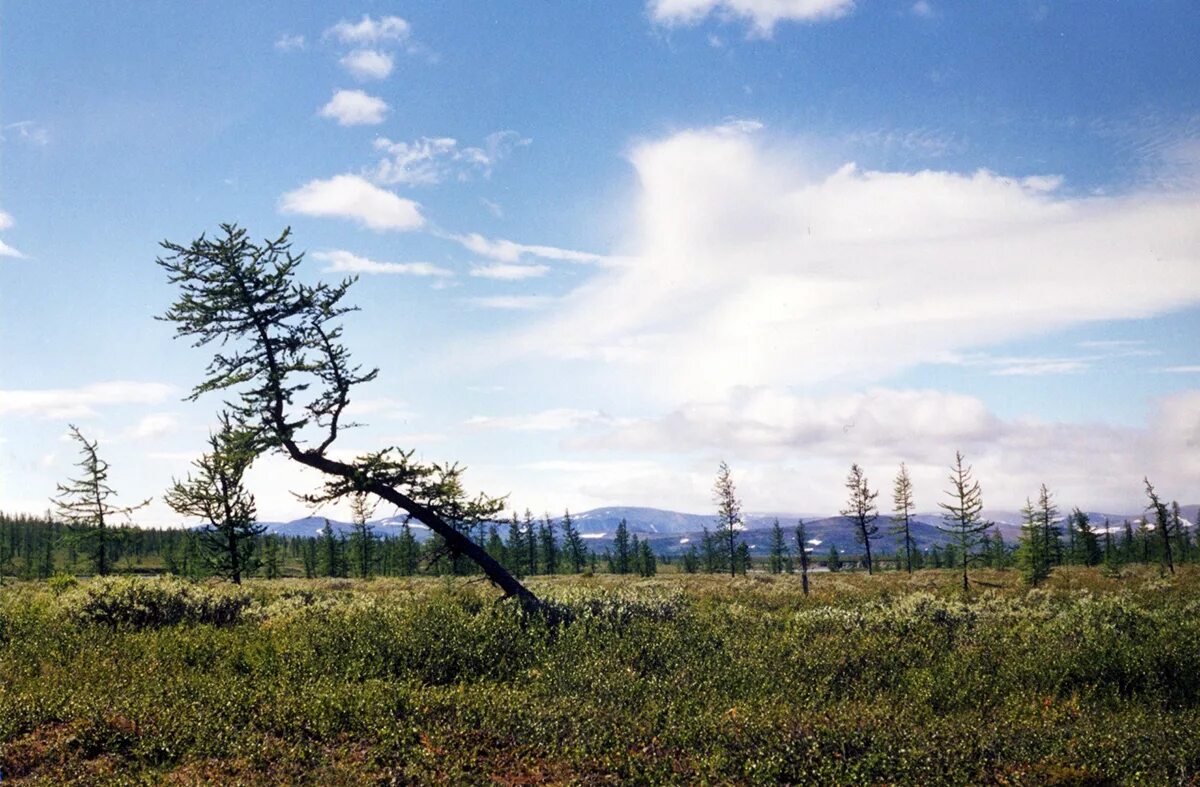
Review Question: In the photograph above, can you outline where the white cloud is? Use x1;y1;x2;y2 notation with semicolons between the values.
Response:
465;408;607;432
339;49;394;80
466;295;554;310
482;122;1200;399
989;360;1091;376
454;233;604;264
325;15;411;45
279;174;424;231
1077;339;1146;350
128;413;179;440
469;263;550;281
564;387;1200;512
649;0;855;35
1159;365;1200;373
0;210;23;258
372;131;530;186
274;33;306;52
318;89;389;126
3;121;49;147
911;1;933;17
312;249;452;277
0;381;176;420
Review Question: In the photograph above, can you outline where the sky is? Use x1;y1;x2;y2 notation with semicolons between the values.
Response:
1;1;1198;525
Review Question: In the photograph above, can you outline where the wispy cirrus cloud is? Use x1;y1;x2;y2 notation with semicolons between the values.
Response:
0;381;176;420
465;408;609;432
274;33;306;52
279;174;423;231
469;263;550;281
649;0;855;36
3;121;50;147
312;249;452;277
477;122;1200;399
453;232;605;264
371;131;530;186
466;295;554;310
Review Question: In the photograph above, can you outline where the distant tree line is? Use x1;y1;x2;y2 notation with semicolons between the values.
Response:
10;425;1193;588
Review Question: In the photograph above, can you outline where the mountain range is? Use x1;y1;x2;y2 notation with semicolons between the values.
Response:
258;505;1198;556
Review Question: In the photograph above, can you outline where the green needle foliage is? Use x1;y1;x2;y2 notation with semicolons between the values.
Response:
841;463;880;574
157;224;535;608
936;451;991;594
891;462;917;574
1144;477;1175;575
52;425;148;577
713;461;743;577
164;413;264;584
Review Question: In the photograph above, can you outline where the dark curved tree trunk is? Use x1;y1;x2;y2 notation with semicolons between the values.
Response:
287;446;541;610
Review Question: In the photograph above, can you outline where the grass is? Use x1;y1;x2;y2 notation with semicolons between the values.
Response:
1;567;1198;784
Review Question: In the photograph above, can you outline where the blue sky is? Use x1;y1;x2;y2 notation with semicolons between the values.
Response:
1;1;1198;523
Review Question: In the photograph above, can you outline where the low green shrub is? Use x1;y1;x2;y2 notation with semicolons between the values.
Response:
47;573;79;595
62;576;251;629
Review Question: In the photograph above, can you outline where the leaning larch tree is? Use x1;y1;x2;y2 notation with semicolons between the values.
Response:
158;224;540;610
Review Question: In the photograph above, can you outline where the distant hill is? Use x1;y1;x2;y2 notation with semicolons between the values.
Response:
256;503;1192;555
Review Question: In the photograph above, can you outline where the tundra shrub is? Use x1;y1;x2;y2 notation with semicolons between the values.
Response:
63;576;251;629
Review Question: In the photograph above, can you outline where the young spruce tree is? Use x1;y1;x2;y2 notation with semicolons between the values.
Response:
767;518;788;574
713;461;743;577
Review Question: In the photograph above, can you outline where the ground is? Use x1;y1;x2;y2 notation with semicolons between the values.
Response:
1;567;1198;785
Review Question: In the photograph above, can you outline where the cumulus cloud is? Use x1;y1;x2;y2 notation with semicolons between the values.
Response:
279;174;424;231
469;263;550;280
318;89;389;126
559;386;1200;512
339;49;394;80
312;249;452;277
372;130;530;186
649;0;855;35
483;122;1200;399
0;381;176;420
325;15;411;45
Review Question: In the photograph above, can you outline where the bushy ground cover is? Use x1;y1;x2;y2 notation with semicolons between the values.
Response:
1;567;1198;784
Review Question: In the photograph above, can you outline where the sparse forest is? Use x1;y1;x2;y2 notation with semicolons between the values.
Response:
2;226;1197;785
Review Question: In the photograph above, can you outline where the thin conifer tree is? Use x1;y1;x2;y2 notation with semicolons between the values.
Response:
937;451;991;594
841;463;880;574
53;425;149;577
